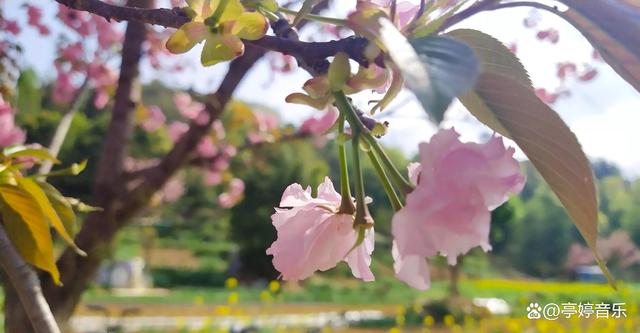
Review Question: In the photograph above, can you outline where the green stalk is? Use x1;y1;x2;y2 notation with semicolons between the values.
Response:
211;0;230;21
351;132;370;226
333;90;414;196
337;115;355;214
278;7;347;26
367;150;403;212
364;133;414;195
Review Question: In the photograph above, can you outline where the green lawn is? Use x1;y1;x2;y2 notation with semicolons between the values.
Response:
81;277;640;314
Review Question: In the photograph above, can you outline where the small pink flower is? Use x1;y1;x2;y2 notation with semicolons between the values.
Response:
217;192;235;208
141;106;166;132
392;129;525;290
4;20;21;35
205;170;223;186
93;89;110;109
167;121;189;142
299;107;339;135
174;92;205;120
228;178;245;196
161;176;185;203
266;177;375;281
0;97;26;148
196;138;218;158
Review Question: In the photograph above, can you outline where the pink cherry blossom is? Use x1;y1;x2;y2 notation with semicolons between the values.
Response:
59;42;84;64
217;178;245;208
26;5;49;35
167;121;189;142
141;105;166;132
266;177;375;281
3;20;21;35
299;107;339;135
52;69;77;105
196;138;218;158
391;129;525;290
174;92;205;120
254;112;278;132
161;175;185;203
204;170;223;186
0;96;25;148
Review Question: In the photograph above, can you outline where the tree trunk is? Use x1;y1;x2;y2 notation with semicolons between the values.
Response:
449;255;464;297
3;1;267;330
0;224;61;333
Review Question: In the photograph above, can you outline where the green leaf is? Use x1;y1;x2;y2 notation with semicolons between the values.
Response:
16;178;85;256
447;28;531;137
37;181;77;238
560;0;640;94
38;160;88;178
16;69;42;114
0;185;60;285
408;35;480;122
66;197;103;213
446;29;531;87
376;18;479;122
451;29;613;285
467;72;614;287
2;146;59;164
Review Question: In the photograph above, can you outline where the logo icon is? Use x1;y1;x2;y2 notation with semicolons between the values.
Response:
527;303;542;319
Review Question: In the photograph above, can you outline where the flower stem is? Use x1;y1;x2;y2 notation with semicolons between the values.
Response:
337;114;356;214
351;132;371;226
363;133;414;195
211;0;230;21
367;149;403;212
278;7;347;26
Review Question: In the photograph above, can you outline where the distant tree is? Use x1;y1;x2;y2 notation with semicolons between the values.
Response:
229;141;329;278
592;159;622;179
509;184;575;277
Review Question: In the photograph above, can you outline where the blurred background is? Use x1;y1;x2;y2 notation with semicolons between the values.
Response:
1;0;640;332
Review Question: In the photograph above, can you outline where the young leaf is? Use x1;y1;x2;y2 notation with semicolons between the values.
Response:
2;146;59;164
37;181;78;238
16;178;85;256
0;185;60;285
561;0;640;93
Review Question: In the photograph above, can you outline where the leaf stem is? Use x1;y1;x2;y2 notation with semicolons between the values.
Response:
278;7;347;26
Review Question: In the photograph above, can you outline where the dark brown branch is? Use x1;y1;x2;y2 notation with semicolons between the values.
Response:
54;0;190;28
53;0;370;72
38;1;153;325
438;0;502;32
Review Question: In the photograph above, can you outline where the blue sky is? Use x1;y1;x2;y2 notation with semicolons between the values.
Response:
6;0;640;177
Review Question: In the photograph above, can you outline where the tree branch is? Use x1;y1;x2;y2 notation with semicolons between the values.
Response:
54;0;190;28
0;223;61;333
53;0;371;71
40;1;152;323
438;0;502;32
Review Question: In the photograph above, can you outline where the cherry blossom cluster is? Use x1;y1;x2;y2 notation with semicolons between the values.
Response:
0;95;25;148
